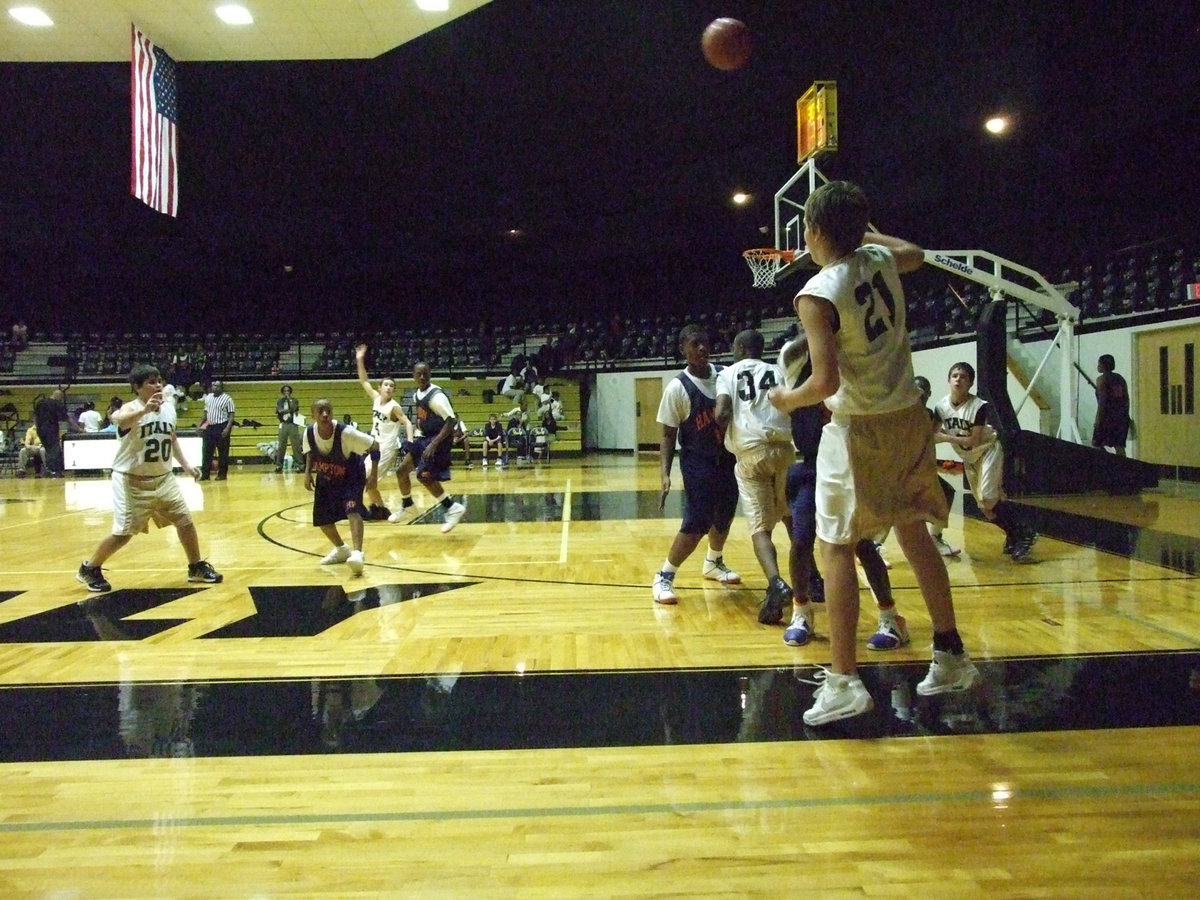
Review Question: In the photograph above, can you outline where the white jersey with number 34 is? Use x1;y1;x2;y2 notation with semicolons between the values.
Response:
715;357;792;456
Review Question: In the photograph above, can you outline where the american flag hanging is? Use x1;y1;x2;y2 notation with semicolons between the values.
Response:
131;24;179;217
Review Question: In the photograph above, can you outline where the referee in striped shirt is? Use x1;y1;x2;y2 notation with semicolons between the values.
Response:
199;380;235;481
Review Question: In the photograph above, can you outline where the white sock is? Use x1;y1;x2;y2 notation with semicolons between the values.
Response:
661;560;678;575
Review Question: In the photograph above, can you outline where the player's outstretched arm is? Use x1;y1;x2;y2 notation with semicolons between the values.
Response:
394;407;414;444
354;344;380;400
863;231;925;274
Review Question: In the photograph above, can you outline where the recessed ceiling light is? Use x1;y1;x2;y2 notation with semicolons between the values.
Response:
215;4;254;26
9;6;54;27
985;115;1009;134
415;0;450;11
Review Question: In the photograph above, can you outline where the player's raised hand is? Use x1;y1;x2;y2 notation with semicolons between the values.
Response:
355;343;368;359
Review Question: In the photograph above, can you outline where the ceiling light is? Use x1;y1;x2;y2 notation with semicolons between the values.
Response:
985;116;1009;134
215;4;254;26
9;7;54;27
415;0;450;11
732;192;750;204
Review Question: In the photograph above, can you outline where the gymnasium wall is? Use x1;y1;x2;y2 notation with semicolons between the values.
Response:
2;376;582;463
585;313;1200;465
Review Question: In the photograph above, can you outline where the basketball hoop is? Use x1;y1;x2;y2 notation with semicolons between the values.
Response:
742;248;795;288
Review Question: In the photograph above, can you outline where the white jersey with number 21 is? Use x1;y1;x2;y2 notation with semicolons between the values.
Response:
797;244;920;417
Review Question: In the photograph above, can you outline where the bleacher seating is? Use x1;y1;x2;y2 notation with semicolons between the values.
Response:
3;238;1196;407
0;376;581;468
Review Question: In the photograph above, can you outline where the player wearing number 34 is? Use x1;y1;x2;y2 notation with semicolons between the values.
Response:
77;363;223;594
714;329;796;627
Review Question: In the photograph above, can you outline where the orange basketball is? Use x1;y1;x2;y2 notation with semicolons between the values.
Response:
701;18;751;71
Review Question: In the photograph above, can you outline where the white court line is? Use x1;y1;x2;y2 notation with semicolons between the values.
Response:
559;478;572;564
0;510;87;533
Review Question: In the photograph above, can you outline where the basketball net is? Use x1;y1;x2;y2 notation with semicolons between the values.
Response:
742;248;794;288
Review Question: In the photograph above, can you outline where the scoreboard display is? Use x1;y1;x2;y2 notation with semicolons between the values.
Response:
797;81;838;164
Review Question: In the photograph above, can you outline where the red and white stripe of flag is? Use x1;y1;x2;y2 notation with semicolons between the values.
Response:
131;24;178;217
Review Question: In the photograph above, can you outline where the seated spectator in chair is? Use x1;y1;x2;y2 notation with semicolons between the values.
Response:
452;419;474;469
538;407;559;458
505;402;531;462
19;424;46;477
481;413;507;467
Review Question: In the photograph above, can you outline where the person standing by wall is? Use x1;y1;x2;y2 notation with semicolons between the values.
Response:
274;385;304;472
1092;354;1131;456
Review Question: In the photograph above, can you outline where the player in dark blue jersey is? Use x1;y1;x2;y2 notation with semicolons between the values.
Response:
651;325;741;605
395;362;467;533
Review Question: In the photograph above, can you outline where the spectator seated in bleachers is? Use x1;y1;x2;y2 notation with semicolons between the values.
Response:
167;346;195;394
10;320;29;351
521;358;540;392
499;360;525;406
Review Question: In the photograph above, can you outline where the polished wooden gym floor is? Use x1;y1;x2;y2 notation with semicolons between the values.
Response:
1;455;1198;897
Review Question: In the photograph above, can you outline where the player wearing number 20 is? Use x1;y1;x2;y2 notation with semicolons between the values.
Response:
77;363;223;593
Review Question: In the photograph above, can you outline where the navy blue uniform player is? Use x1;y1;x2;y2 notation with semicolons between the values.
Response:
651;324;741;604
778;338;900;648
304;398;377;576
395;361;467;533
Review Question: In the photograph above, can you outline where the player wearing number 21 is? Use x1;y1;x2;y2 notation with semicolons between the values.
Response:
77;363;223;594
767;180;977;726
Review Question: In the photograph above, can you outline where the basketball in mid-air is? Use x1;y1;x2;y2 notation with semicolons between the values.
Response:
701;18;751;71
